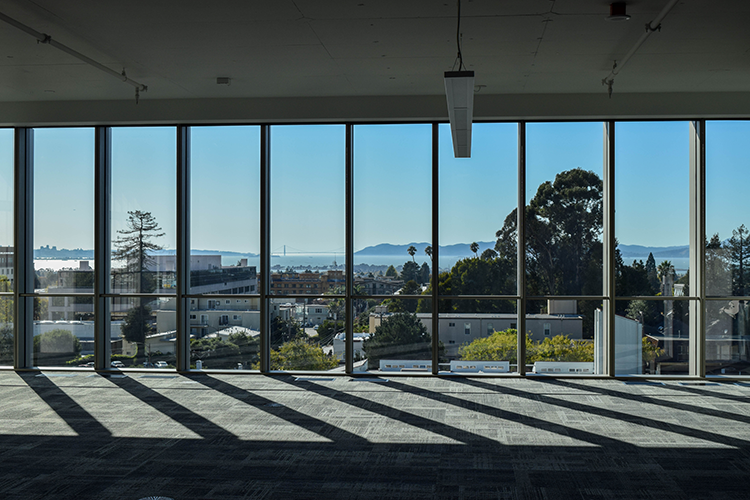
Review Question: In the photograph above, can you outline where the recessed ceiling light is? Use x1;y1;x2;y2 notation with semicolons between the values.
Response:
607;2;631;21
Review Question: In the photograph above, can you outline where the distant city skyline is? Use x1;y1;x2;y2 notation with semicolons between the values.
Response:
2;122;748;255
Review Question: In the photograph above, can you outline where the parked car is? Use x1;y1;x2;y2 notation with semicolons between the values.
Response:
111;361;125;368
79;361;95;368
154;361;168;368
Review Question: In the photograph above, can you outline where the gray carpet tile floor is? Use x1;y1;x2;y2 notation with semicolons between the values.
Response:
0;371;749;499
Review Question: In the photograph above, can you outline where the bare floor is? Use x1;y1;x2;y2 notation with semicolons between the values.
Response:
0;371;749;500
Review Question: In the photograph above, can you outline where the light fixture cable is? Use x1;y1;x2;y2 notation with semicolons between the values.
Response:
453;0;466;71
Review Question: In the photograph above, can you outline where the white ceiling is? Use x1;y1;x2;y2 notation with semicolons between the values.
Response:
0;0;748;104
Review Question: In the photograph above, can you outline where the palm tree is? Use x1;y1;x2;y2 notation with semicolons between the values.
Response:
470;242;479;258
657;260;675;281
424;245;432;261
657;260;675;295
407;245;417;262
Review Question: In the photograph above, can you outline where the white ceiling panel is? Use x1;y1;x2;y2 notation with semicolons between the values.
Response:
0;0;746;103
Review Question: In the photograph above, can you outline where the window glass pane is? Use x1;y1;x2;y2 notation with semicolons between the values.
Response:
33;128;95;293
268;299;343;371
615;122;689;299
111;127;176;294
525;123;603;297
706;121;750;372
189;296;260;371
190;126;260;282
0;129;12;293
354;124;431;282
439;300;518;374
705;299;750;375
614;299;690;375
706;121;750;297
0;296;13;366
34;297;93;367
353;297;433;374
524;299;601;375
271;125;345;275
439;123;517;296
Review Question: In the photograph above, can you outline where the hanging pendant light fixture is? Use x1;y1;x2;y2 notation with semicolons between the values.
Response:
444;0;474;158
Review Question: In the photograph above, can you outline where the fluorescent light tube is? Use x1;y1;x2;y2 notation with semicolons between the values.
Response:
444;70;474;158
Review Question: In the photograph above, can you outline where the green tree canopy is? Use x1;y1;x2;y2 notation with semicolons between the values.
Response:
316;319;343;345
190;336;241;368
121;302;154;347
459;329;529;364
33;329;81;355
460;330;594;364
393;280;421;313
419;262;430;284
270;317;305;347
0;325;12;365
385;265;398;277
363;312;435;366
480;248;498;260
645;252;659;290
496;168;602;297
266;339;338;371
419;257;515;314
530;335;594;363
727;224;750;296
400;260;420;283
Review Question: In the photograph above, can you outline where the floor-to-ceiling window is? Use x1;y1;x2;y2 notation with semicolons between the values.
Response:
189;125;261;371
0;129;12;367
353;124;433;372
33;128;95;367
110;127;176;368
706;121;750;376
524;122;603;375
614;121;691;375
270;125;345;371
437;122;518;374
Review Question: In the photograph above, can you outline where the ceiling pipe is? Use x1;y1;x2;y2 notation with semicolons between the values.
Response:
0;11;147;100
602;0;680;96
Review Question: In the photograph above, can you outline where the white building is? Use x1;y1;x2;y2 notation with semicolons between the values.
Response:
332;331;370;361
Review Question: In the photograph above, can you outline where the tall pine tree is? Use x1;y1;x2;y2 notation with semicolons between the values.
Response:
727;224;750;296
113;211;164;355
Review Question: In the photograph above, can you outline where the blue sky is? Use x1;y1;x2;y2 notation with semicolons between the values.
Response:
2;121;747;256
0;129;12;247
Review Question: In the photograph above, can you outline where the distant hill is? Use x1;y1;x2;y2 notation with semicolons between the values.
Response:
152;249;259;258
34;247;257;259
355;242;692;260
35;246;93;259
617;244;689;259
355;241;495;258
